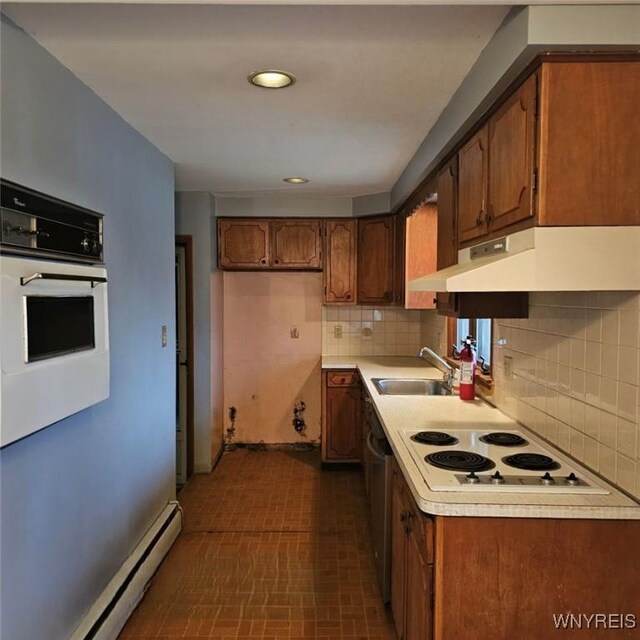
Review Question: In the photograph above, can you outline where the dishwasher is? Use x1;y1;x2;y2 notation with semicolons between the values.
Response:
364;397;393;603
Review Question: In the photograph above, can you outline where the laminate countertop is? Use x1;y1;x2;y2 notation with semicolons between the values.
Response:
322;356;640;519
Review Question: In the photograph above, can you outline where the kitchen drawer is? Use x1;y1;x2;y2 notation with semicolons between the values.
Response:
326;370;359;387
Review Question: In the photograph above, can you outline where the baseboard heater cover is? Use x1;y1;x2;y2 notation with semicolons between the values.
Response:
70;501;182;640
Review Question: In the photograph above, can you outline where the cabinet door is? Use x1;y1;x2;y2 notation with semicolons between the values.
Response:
391;473;407;640
457;127;488;245
487;73;537;232
357;215;394;305
271;220;322;269
324;385;361;461
405;525;433;640
393;213;406;306
436;158;458;314
537;61;640;226
218;220;270;269
323;220;357;303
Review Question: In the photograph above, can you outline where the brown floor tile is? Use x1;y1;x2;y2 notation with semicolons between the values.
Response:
118;449;396;639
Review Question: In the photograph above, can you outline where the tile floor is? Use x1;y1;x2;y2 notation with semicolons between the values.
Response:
119;449;396;639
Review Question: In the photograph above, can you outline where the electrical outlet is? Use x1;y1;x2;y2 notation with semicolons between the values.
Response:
503;355;513;379
334;324;343;339
161;325;168;348
290;326;299;339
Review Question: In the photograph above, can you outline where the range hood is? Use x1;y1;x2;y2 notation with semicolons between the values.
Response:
409;227;640;293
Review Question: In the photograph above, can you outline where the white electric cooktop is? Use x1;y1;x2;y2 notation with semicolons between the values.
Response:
398;428;610;495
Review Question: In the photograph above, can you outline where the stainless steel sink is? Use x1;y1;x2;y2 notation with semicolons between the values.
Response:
371;378;452;396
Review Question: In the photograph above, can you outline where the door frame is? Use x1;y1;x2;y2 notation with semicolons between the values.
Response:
176;235;195;479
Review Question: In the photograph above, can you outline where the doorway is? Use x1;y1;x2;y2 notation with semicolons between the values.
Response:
175;237;194;487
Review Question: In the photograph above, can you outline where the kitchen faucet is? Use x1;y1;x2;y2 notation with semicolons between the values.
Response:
417;346;455;388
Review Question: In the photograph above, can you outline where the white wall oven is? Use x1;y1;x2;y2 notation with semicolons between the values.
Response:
1;180;109;448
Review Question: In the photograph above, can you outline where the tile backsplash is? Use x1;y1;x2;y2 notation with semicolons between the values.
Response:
492;292;639;499
322;306;422;356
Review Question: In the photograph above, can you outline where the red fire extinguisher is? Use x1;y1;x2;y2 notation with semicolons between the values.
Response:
459;336;476;401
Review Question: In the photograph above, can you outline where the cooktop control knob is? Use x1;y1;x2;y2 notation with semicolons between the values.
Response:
566;472;579;486
491;471;505;485
466;471;480;484
541;472;555;485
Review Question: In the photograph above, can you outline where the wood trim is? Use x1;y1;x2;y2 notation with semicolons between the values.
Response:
175;235;195;479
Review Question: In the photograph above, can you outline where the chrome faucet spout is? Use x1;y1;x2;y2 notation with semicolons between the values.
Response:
417;346;454;387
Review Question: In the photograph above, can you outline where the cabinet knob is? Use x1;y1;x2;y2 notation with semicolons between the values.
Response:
476;217;483;227
260;258;267;265
274;259;280;265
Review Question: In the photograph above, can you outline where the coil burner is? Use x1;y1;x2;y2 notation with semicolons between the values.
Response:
479;432;528;447
502;453;560;471
425;450;495;472
412;431;459;446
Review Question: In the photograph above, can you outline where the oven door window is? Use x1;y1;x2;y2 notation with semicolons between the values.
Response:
25;296;95;362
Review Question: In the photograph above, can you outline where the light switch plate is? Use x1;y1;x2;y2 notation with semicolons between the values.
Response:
161;325;168;348
334;324;343;339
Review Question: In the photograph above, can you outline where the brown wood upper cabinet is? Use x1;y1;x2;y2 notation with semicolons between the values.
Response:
218;218;321;270
323;220;357;304
218;219;270;269
435;158;458;315
487;73;537;232
537;61;640;226
270;220;322;269
458;74;537;246
357;215;395;305
404;204;437;310
457;127;488;245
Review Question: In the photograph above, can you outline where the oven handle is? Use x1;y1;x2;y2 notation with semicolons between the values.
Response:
20;272;107;288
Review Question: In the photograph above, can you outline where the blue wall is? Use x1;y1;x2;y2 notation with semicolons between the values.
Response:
0;15;176;640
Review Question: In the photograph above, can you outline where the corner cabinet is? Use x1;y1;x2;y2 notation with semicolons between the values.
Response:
217;218;321;270
357;215;395;305
321;370;361;463
323;220;357;304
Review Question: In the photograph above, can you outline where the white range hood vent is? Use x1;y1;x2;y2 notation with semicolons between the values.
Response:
409;226;640;293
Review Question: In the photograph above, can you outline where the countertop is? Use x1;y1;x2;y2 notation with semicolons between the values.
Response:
322;356;640;519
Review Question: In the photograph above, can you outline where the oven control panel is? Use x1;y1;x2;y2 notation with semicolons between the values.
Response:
0;179;103;264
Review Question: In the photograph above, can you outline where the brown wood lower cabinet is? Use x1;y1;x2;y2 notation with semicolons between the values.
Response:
391;459;640;639
321;370;361;463
391;459;434;640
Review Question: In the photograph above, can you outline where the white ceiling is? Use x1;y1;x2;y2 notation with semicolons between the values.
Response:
4;4;509;197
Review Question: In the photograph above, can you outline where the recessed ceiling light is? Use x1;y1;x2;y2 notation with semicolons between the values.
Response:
248;70;295;89
283;177;309;184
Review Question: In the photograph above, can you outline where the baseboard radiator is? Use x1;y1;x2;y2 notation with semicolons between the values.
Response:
70;501;182;640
